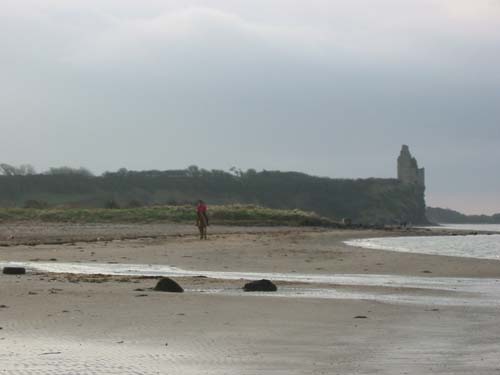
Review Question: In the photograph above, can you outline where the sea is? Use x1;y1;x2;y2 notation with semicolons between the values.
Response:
345;224;500;260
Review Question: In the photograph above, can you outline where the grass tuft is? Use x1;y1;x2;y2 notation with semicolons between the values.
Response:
0;205;337;227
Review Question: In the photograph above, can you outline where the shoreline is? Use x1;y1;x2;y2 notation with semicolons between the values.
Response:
2;220;498;247
2;224;500;278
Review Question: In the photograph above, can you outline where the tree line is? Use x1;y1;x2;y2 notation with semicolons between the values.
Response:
0;164;428;224
0;163;93;177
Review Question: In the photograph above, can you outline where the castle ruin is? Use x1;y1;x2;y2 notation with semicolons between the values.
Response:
397;145;425;187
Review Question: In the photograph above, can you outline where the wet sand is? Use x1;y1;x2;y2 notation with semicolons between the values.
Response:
1;223;500;374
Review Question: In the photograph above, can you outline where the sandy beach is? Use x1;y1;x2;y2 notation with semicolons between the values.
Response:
1;223;500;374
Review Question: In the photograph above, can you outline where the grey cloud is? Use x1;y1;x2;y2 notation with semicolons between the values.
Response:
1;1;499;213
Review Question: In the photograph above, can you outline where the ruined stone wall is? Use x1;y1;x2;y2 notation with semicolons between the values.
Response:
417;167;425;187
397;145;425;188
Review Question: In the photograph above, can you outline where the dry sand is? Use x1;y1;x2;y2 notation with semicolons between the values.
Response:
1;223;500;374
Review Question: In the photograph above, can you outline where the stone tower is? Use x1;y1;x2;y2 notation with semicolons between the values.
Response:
397;145;425;187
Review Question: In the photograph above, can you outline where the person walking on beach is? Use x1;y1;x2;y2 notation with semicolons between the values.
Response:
196;200;209;240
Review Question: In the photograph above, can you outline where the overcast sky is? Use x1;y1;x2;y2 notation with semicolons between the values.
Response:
1;0;499;214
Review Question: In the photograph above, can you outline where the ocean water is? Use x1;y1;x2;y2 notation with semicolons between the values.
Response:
345;229;500;260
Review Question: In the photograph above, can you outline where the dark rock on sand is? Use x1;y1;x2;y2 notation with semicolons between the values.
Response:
3;267;26;275
243;279;277;292
153;278;184;293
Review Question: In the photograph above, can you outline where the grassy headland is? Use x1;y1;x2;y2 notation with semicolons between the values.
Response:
0;169;428;224
0;205;337;227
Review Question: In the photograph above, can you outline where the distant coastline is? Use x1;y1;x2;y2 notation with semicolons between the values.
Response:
426;207;500;224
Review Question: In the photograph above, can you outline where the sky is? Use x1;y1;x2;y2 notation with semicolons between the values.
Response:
1;0;499;214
